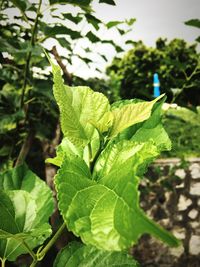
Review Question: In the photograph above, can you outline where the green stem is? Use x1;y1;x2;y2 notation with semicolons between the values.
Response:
30;260;38;267
1;258;6;267
37;222;66;261
22;241;37;262
20;0;42;108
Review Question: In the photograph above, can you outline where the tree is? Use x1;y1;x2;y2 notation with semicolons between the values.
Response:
107;38;200;106
0;0;135;171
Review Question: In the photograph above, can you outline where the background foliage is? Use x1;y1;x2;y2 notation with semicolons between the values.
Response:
107;38;200;106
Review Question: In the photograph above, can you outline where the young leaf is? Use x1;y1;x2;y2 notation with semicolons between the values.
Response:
55;154;180;251
0;190;52;261
116;98;171;152
51;62;112;147
106;21;123;29
93;140;159;180
53;241;140;267
109;95;164;138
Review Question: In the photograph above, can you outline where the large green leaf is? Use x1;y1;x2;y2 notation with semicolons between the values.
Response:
51;62;112;147
0;190;51;261
55;154;180;251
0;164;54;225
123;99;171;151
53;241;139;267
109;95;164;138
0;165;54;261
93;140;159;180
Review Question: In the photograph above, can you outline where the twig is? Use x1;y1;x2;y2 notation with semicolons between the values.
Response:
51;45;72;85
20;0;42;108
15;131;34;167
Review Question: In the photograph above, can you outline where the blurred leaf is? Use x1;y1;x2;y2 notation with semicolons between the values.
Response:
99;0;116;5
0;111;25;134
49;0;92;5
106;21;123;29
0;146;12;156
86;31;101;43
10;0;31;12
126;18;136;26
57;37;72;50
44;25;82;39
196;36;200;43
85;13;101;30
62;13;82;24
185;19;200;29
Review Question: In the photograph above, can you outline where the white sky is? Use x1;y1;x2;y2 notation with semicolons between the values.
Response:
71;0;200;78
4;0;200;78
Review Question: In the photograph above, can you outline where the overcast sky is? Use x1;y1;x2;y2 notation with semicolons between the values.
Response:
93;0;200;46
73;0;200;78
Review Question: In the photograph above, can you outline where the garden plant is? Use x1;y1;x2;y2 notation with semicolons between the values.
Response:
0;60;180;266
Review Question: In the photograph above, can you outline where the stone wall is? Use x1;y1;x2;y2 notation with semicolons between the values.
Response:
132;158;200;267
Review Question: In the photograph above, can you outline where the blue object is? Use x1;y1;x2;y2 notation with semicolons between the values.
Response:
153;73;160;97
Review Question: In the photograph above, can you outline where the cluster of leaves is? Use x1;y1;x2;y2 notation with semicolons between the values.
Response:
162;106;200;158
0;61;180;266
48;62;180;257
0;0;135;171
107;38;200;106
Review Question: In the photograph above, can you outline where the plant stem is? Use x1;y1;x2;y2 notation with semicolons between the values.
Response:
1;258;6;267
37;222;66;261
30;260;38;267
20;0;42;108
22;241;37;262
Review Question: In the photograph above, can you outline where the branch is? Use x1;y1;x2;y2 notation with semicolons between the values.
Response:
51;46;72;85
15;131;34;167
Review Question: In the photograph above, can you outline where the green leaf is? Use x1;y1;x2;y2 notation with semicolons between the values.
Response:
196;36;200;43
53;241;140;267
0;111;25;134
106;21;123;29
166;106;200;126
85;14;101;31
185;19;200;29
55;154;180;251
0;164;54;225
0;190;52;261
99;0;116;5
49;0;92;6
109;95;164;138
127;99;171;152
86;31;101;43
44;25;82;39
62;13;82;24
46;137;83;166
10;0;31;12
126;18;136;26
93;140;159;180
51;62;112;147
